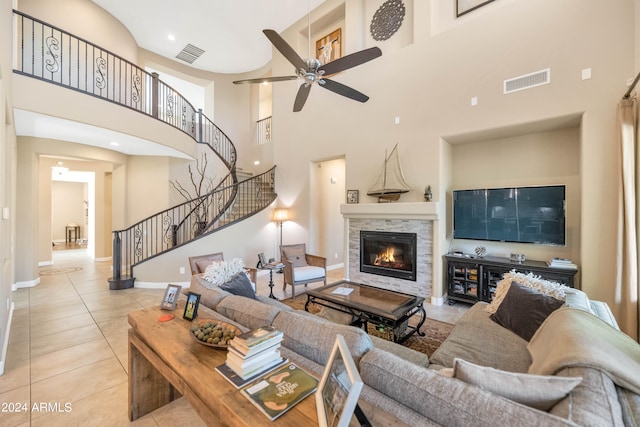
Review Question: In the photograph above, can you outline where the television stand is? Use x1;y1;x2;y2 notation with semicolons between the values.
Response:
444;254;578;304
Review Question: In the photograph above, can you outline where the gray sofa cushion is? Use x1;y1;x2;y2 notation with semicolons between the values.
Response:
430;302;531;372
271;310;373;366
550;366;624;427
215;295;283;330
369;335;430;368
617;385;640;427
359;348;575;427
186;274;231;309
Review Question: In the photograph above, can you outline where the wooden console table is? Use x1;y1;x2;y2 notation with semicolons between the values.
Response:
128;300;318;425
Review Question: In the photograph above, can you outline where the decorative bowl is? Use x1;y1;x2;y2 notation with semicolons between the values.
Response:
190;318;242;348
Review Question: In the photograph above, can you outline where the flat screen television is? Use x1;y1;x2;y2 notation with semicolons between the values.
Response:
453;185;566;246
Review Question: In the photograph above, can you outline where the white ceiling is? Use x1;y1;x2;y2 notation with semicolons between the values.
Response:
90;0;326;74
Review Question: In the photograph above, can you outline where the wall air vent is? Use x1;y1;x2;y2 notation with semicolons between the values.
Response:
503;68;550;94
175;44;205;64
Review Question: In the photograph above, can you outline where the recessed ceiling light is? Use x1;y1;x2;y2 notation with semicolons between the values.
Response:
254;160;260;165
110;141;120;146
168;34;176;41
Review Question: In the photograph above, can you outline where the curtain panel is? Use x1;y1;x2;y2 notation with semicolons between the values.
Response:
617;98;639;341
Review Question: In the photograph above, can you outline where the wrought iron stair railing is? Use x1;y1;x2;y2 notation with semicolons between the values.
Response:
13;10;277;288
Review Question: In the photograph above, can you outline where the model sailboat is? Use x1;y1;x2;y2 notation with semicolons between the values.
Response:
367;144;411;202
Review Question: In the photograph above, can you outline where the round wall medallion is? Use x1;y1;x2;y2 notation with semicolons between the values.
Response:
370;0;406;41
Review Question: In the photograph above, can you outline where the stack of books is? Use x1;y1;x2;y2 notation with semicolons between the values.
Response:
219;326;285;386
546;258;578;270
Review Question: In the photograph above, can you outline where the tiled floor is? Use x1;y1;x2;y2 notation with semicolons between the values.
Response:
0;249;468;426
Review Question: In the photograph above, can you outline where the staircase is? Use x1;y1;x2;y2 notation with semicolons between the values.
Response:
12;9;277;289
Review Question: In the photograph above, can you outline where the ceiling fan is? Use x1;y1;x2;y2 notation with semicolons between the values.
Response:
233;19;381;112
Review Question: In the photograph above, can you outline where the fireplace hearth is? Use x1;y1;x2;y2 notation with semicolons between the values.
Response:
360;231;417;281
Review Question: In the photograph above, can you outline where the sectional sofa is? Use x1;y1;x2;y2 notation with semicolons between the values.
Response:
186;272;640;426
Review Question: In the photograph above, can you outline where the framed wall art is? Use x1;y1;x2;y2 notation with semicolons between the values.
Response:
457;0;494;17
346;190;359;204
316;28;342;66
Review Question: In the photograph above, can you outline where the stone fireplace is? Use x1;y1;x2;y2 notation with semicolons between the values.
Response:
341;202;441;303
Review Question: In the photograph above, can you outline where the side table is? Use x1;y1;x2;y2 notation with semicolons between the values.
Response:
259;262;284;300
65;223;80;243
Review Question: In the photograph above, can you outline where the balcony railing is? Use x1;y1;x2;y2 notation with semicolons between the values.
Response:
13;10;277;288
257;115;272;145
14;9;199;140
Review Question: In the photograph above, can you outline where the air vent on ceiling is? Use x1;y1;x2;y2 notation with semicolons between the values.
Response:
175;44;205;64
504;68;550;94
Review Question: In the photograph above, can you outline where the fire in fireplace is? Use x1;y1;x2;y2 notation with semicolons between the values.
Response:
360;231;417;281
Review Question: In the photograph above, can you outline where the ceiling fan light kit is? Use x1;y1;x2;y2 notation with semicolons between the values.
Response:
233;10;382;112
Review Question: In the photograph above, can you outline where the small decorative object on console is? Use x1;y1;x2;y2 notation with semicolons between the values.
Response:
183;291;201;320
474;246;487;258
160;284;181;310
510;253;526;263
424;185;432;202
190;318;241;348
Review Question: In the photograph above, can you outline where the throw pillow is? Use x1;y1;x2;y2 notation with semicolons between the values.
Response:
563;288;595;315
490;281;564;341
485;270;569;314
202;258;247;286
282;246;308;268
219;272;256;299
453;358;582;411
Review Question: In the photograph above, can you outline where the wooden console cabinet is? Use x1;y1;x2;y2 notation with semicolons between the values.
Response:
444;254;578;305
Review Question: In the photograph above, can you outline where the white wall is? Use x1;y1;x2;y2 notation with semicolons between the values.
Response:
252;0;636;334
51;181;86;242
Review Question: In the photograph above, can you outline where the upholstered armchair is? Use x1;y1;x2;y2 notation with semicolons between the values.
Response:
188;252;257;283
280;244;327;298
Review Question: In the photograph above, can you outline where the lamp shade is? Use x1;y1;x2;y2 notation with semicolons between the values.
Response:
273;208;289;222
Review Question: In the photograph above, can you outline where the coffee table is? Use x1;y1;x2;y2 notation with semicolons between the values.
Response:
305;281;426;343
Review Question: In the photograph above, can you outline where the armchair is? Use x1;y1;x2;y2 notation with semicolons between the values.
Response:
280;244;327;298
188;253;257;284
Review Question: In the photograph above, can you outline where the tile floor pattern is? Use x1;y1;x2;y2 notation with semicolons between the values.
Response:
0;250;468;426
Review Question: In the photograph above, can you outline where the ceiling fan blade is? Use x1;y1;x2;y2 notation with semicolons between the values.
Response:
263;29;307;71
319;78;369;103
293;84;312;112
318;47;382;76
233;75;297;85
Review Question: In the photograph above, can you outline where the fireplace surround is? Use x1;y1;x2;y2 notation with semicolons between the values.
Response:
341;202;441;303
360;230;417;281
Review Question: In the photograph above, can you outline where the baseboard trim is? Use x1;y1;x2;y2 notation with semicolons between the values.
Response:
13;277;40;291
327;263;344;271
430;295;445;306
0;302;15;376
94;256;112;262
134;281;190;289
38;260;53;267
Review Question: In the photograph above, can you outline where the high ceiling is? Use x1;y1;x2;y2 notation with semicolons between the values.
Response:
91;0;326;74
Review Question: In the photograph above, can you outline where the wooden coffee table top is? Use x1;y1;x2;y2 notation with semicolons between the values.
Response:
128;301;318;426
307;280;424;321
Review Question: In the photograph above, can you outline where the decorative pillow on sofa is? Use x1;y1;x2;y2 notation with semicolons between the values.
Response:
202;258;247;286
219;272;256;300
452;358;582;411
282;246;308;268
490;281;564;341
485;270;569;314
